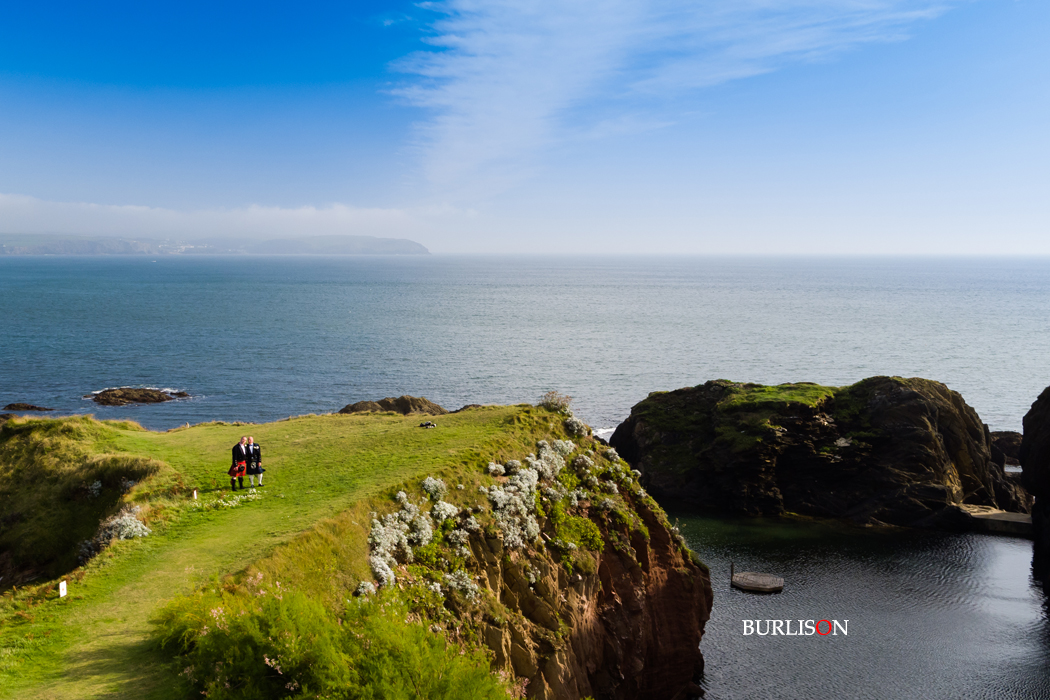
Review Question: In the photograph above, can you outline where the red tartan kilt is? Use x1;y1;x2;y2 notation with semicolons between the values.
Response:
229;461;247;477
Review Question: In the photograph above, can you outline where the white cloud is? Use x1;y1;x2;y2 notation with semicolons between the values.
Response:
0;192;424;240
395;0;957;195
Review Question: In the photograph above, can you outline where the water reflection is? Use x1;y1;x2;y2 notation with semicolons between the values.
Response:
672;511;1050;699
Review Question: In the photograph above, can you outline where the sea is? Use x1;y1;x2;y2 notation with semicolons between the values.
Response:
2;254;1049;697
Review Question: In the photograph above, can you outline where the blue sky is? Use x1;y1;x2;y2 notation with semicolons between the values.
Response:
0;1;1047;253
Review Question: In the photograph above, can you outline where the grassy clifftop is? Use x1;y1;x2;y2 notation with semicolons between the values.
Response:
0;406;558;698
0;406;710;699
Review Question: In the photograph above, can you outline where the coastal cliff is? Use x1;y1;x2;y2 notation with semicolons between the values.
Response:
611;376;1028;527
1021;386;1050;591
0;408;711;698
458;473;710;699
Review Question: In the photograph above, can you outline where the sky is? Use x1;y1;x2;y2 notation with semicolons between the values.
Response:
0;0;1047;254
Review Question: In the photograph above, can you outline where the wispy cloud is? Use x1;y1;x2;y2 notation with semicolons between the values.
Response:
394;0;957;194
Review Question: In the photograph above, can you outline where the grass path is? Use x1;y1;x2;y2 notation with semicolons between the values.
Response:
0;406;548;699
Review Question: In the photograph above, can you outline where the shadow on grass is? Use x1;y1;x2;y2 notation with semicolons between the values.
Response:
49;632;182;700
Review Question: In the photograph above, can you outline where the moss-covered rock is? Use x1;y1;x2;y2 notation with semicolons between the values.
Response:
612;376;1029;527
339;395;449;415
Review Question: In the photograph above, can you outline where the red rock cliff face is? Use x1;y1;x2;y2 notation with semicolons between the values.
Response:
458;495;712;700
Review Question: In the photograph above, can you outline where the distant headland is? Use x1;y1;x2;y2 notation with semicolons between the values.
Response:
0;233;430;255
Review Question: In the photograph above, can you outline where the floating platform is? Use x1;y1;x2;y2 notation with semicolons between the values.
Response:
731;563;784;593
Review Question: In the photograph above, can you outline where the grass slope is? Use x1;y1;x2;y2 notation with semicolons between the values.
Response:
0;406;559;699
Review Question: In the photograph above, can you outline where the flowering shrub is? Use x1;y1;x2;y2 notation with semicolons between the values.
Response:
552;440;576;456
486;468;541;549
538;390;572;413
87;480;102;498
444;570;480;602
602;480;619;494
604;448;621;462
486;462;505;476
568;489;590;507
369;512;413;584
525;441;565;481
77;505;152;563
572;454;594;473
355;581;376;596
408;513;433;547
503;460;521;475
431;500;459;523
564;415;589;437
421;477;448;501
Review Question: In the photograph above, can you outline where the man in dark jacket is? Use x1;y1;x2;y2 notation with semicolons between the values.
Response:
246;436;264;487
230;436;249;490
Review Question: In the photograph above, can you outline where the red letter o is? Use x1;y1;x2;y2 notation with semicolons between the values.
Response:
816;620;832;635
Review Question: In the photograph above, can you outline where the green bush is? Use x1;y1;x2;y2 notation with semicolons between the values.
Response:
154;577;509;700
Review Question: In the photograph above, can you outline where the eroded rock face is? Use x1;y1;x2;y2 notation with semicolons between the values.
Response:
460;496;711;700
91;388;188;406
338;395;448;416
991;431;1023;467
611;376;1029;527
2;403;53;411
1020;386;1050;591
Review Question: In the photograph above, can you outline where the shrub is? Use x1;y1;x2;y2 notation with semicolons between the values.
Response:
538;390;572;413
421;476;448;501
564;416;589;437
154;586;506;699
431;500;459;523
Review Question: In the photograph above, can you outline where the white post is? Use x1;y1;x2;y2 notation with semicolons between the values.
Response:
193;489;198;500
59;580;67;598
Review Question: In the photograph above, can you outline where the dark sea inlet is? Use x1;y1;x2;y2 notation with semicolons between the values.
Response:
3;254;1050;697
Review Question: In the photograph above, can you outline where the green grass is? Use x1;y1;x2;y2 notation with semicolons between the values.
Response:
718;382;838;412
0;406;563;699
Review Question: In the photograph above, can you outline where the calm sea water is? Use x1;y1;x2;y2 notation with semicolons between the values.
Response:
3;254;1049;696
2;255;1050;432
676;512;1050;700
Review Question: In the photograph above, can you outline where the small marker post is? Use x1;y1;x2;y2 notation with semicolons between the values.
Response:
193;489;198;500
59;580;67;598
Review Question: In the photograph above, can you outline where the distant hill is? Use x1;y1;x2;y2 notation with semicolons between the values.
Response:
0;234;167;255
0;233;430;255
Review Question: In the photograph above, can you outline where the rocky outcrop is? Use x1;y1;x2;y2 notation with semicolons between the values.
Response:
457;496;711;700
3;403;53;411
611;376;1029;528
90;388;189;406
991;431;1023;467
339;395;448;416
1020;386;1050;591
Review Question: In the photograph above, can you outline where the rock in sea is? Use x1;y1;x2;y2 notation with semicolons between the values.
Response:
611;376;1030;528
91;388;188;406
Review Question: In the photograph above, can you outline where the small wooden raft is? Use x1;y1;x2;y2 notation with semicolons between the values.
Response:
730;563;784;593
